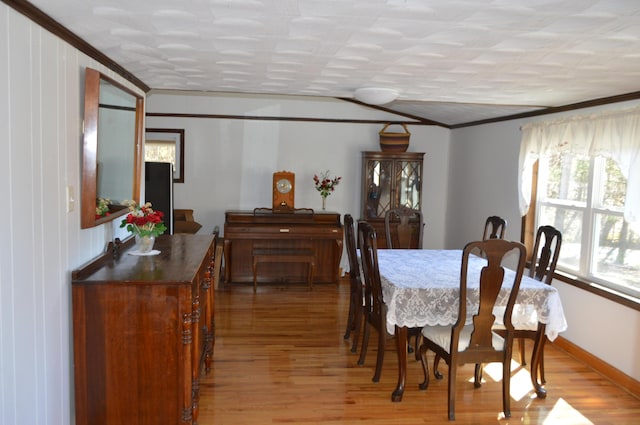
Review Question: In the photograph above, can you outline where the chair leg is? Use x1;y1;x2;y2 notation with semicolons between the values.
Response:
519;338;526;365
540;352;546;384
350;305;363;353
448;362;457;421
529;331;548;398
502;357;511;418
407;331;419;355
357;318;370;366
418;344;430;390
372;328;385;382
433;354;444;380
343;294;355;340
474;364;483;388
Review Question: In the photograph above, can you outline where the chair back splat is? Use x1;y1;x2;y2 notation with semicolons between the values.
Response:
482;215;507;240
384;206;424;249
418;238;526;421
530;225;562;284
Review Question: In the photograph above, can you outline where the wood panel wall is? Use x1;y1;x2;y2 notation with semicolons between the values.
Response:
0;4;144;424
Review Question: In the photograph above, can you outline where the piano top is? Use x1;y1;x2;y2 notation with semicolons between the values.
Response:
225;209;342;226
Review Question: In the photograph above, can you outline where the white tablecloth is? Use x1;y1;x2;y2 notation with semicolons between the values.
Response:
376;249;567;340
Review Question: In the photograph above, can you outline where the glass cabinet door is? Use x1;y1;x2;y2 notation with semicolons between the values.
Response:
396;160;421;210
364;159;393;218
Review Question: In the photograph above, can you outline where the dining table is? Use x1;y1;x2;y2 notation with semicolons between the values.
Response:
376;249;568;402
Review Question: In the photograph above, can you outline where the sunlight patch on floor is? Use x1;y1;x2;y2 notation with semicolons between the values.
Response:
476;359;520;381
508;368;535;401
543;398;594;425
465;360;535;401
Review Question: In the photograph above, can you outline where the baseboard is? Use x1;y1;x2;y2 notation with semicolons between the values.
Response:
552;336;640;399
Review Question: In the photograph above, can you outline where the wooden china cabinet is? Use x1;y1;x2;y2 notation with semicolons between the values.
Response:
360;151;425;248
71;234;216;425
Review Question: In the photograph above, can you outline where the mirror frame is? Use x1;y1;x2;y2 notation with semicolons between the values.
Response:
81;67;144;229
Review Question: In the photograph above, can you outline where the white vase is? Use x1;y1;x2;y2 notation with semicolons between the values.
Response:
322;197;326;211
135;235;156;253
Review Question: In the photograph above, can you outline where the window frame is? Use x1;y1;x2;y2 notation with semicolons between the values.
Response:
522;161;640;312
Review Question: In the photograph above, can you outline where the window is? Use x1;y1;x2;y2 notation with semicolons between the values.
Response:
144;128;185;183
145;140;176;169
536;153;639;297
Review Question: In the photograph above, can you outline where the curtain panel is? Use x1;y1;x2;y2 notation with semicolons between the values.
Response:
518;107;640;232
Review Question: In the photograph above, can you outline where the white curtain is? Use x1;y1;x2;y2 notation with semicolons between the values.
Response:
518;106;640;232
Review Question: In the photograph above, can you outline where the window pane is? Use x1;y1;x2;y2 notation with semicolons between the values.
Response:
145;141;176;172
539;205;583;271
592;213;640;294
600;158;626;208
536;152;636;296
544;153;589;203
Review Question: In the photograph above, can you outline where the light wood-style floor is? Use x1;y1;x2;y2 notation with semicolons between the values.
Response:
199;278;640;424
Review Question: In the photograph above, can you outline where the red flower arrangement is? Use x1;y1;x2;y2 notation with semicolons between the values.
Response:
313;170;342;198
120;201;167;237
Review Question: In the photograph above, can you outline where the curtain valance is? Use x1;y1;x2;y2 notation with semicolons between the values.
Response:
518;107;640;231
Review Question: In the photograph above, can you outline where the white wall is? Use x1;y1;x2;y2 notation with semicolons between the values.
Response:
448;105;640;381
1;5;143;425
145;91;451;250
447;119;524;248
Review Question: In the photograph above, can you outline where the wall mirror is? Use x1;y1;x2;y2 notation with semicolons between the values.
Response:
81;67;144;228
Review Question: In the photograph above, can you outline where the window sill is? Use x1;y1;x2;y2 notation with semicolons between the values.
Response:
554;270;640;312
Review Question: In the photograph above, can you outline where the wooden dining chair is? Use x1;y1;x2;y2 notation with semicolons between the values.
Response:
418;238;526;421
483;215;507;240
384;206;424;249
204;226;221;372
357;221;388;382
343;214;364;353
383;206;424;354
515;225;562;382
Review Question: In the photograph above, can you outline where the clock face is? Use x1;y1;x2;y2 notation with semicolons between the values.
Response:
276;178;292;194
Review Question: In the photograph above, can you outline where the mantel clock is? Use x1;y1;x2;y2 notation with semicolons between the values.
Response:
273;171;295;210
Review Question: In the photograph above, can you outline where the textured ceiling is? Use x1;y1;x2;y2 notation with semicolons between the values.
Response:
23;0;640;126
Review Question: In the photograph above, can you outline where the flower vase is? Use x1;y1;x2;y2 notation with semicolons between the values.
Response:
135;235;156;253
322;196;326;211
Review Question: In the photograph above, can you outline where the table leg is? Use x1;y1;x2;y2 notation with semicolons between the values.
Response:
529;323;548;399
392;325;408;402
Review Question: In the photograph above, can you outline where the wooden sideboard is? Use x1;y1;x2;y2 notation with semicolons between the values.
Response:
71;234;216;425
224;210;343;285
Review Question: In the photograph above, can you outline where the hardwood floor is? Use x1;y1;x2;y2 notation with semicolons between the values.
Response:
199;278;640;424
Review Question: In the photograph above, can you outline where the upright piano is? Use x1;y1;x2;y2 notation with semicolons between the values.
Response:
224;209;343;285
